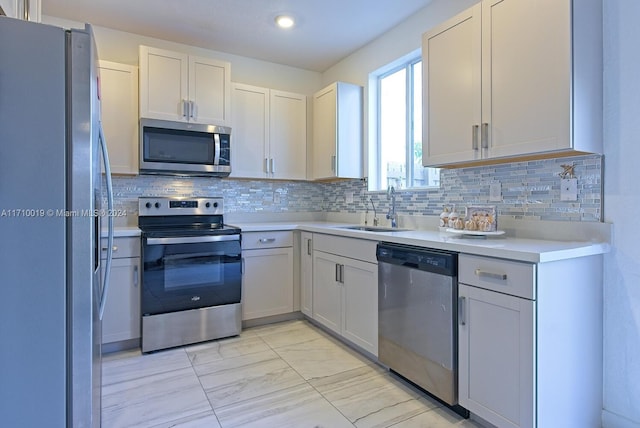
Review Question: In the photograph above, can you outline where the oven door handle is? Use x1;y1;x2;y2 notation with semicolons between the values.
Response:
146;234;240;245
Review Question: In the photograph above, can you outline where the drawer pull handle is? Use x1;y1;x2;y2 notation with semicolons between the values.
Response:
259;238;276;244
307;239;312;256
458;296;466;326
133;265;139;287
102;245;118;252
475;269;507;280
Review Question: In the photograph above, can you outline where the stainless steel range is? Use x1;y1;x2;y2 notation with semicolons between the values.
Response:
138;197;242;353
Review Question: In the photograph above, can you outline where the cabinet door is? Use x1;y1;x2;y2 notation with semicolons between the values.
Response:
482;0;571;158
230;83;269;178
422;4;481;166
342;259;378;356
99;61;139;175
102;257;140;344
242;247;294;320
312;251;342;334
188;55;230;125
139;46;188;122
312;85;337;179
458;284;535;428
300;232;313;317
270;90;307;180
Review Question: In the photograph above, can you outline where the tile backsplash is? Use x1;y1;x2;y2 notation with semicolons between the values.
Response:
108;154;602;223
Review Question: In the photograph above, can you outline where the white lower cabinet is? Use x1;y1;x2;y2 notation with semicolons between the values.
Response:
101;237;141;345
241;232;294;320
458;253;603;428
312;234;377;356
458;283;535;428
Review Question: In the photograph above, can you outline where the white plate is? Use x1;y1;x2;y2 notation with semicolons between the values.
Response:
446;228;505;236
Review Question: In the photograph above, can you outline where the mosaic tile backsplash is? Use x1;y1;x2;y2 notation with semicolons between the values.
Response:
108;154;602;222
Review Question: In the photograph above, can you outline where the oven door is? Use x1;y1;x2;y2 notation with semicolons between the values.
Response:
141;234;241;315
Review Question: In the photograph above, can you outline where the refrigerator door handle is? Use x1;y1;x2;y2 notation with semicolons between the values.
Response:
98;125;115;320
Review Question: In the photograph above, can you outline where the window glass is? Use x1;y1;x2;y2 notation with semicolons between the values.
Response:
376;58;439;190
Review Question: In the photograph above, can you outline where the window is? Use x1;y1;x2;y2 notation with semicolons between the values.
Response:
373;57;439;190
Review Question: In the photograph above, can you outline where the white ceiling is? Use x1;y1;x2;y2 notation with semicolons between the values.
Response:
42;0;434;72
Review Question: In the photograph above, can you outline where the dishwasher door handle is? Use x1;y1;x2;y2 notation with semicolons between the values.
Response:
458;296;466;326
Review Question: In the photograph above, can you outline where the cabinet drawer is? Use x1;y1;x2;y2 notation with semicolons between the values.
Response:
101;237;140;259
242;231;293;250
313;234;377;264
459;254;535;300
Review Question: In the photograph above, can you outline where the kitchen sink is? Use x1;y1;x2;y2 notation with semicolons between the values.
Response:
339;225;410;232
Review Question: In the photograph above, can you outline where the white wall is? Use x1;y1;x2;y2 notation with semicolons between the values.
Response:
321;0;478;87
602;1;640;427
42;16;322;95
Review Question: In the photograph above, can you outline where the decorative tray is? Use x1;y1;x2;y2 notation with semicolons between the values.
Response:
446;228;505;236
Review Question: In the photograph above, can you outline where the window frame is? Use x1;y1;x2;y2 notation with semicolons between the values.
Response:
372;54;439;191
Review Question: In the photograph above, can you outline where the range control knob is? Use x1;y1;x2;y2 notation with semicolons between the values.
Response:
205;202;211;208
154;202;161;209
213;202;219;208
145;202;152;209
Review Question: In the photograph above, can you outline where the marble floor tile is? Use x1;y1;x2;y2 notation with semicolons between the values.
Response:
102;347;192;386
185;333;272;366
388;406;486;428
102;366;212;428
102;320;482;428
197;350;306;408
215;383;355;428
274;334;371;381
310;365;441;428
253;319;328;349
148;411;222;428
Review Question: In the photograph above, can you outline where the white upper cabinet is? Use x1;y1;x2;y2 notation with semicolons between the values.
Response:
230;83;307;180
422;0;602;167
0;0;41;22
139;46;230;125
98;61;139;175
312;82;363;180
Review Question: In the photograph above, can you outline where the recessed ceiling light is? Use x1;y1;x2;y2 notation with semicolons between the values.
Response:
275;15;295;29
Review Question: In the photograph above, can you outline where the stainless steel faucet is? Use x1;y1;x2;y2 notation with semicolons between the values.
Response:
386;186;398;228
369;198;379;226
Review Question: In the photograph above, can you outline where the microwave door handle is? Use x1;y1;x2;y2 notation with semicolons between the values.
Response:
214;134;221;165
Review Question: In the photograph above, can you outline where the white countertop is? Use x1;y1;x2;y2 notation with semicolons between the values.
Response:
231;221;610;264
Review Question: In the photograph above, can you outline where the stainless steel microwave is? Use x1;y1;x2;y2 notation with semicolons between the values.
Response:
139;118;231;177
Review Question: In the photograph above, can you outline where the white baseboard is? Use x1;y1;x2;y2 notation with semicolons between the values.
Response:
603;410;640;428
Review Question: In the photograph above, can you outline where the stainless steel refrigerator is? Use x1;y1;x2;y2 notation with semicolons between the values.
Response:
0;17;115;427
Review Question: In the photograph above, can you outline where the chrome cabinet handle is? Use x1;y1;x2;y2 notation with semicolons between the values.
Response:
102;245;118;252
133;265;139;287
475;269;507;280
270;158;275;174
307;238;312;256
459;296;466;326
181;100;188;119
472;124;480;150
340;264;344;283
190;101;196;120
331;155;336;172
481;123;489;149
24;0;31;20
259;238;276;244
264;158;269;174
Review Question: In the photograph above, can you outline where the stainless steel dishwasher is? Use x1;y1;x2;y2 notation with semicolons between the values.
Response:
377;242;466;415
